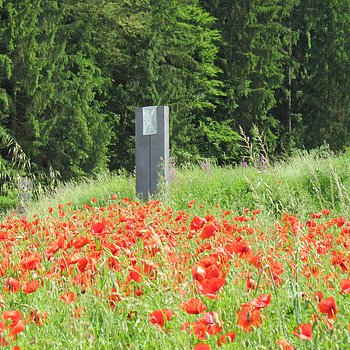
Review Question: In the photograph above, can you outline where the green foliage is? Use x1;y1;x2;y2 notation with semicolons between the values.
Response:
202;0;298;153
0;0;111;180
294;0;350;150
162;148;350;219
197;117;241;164
1;0;350;186
0;133;60;214
122;0;224;166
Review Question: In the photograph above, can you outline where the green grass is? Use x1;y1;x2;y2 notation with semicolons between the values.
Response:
2;172;137;219
3;148;350;221
165;149;350;219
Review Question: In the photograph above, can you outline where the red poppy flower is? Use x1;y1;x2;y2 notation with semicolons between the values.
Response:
217;331;236;346
107;288;121;309
91;222;106;235
337;217;346;227
68;236;89;249
180;298;207;314
0;337;8;346
192;322;207;340
188;200;196;208
142;262;157;280
192;266;206;281
1;310;25;340
313;291;323;301
129;266;143;282
246;276;257;292
232;241;253;259
45;236;65;260
77;257;89;273
61;292;76;303
197;278;225;299
22;280;40;294
9;319;25;339
340;279;350;295
20;253;42;271
194;344;211;350
73;307;86;319
237;304;263;332
192;311;223;340
2;310;22;326
27;309;47;326
249;254;263;269
4;277;20;293
318;297;337;319
149;309;174;329
276;339;295;350
251;294;271;309
190;216;206;230
197;311;223;335
200;224;217;240
293;323;312;341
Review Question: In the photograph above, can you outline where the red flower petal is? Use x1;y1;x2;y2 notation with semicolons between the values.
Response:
194;344;211;350
276;339;295;350
197;278;225;299
217;331;236;346
190;216;206;231
293;323;312;341
340;279;350;295
149;309;174;329
180;298;207;315
22;280;40;294
318;297;337;319
61;292;76;303
251;294;271;309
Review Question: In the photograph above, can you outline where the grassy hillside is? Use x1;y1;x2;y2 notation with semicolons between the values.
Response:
2;148;350;221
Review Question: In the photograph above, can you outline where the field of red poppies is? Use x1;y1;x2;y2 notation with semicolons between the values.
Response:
1;196;350;349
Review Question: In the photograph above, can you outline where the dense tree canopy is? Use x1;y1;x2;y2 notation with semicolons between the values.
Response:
0;0;111;179
1;0;350;181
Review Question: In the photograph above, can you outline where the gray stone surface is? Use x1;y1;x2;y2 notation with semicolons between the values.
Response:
135;106;169;200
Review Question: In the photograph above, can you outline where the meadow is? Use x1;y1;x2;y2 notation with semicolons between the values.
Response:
1;149;350;349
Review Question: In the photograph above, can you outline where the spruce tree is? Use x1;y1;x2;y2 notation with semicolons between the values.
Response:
295;0;350;150
69;0;225;167
201;0;297;152
0;0;111;180
133;0;225;163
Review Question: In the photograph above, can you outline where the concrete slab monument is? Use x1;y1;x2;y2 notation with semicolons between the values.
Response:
135;105;169;200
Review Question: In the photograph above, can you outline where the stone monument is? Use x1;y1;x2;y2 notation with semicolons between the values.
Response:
135;106;169;200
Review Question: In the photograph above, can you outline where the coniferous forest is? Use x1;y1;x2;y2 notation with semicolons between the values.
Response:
1;0;350;181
